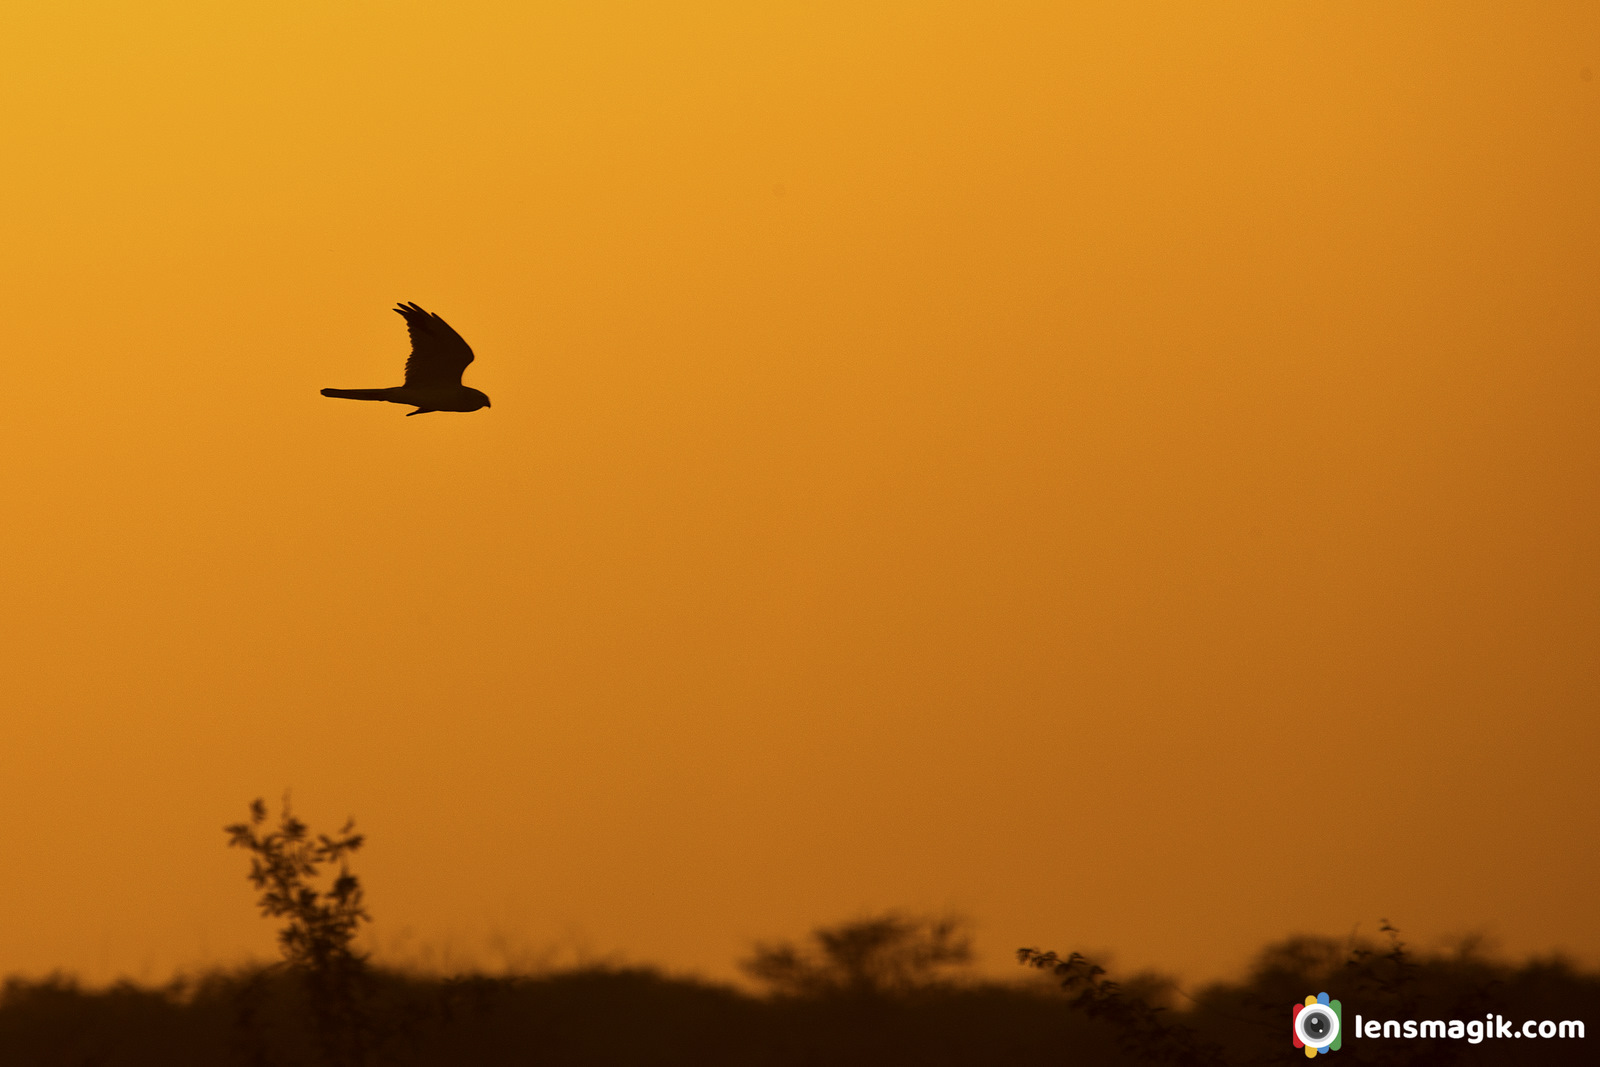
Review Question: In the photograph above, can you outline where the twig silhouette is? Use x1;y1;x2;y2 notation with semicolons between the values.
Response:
1017;947;1226;1066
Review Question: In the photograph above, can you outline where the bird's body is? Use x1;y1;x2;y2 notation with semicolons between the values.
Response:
320;384;490;412
321;303;490;415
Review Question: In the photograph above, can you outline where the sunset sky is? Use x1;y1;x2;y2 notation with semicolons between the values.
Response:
0;2;1595;989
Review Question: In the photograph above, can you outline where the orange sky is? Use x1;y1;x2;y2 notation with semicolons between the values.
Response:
0;1;1596;988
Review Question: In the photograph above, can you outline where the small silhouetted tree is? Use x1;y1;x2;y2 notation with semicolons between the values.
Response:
1018;948;1225;1066
226;796;371;1067
743;913;973;998
1336;920;1486;1067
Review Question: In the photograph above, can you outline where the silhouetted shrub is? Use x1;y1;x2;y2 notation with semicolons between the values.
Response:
1018;947;1225;1066
742;913;973;998
225;796;371;1067
1026;921;1600;1066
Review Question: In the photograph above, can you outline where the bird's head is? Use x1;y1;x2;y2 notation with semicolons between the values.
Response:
466;388;491;411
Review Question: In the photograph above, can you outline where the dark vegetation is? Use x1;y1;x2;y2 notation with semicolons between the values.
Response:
0;800;1593;1065
224;797;372;1067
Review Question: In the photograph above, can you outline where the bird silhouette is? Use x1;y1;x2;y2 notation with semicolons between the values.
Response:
321;303;491;416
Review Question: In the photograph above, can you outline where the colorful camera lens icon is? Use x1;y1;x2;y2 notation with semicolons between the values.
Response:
1293;992;1342;1056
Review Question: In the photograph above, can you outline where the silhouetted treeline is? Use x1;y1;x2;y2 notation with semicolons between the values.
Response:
9;804;1588;1064
0;963;1119;1067
2;926;1594;1066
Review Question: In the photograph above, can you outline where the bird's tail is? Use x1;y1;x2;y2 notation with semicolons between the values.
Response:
321;388;395;401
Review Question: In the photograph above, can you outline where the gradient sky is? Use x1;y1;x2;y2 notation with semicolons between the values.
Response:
0;1;1595;989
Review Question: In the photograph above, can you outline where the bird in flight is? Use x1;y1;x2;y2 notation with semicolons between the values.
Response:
321;303;491;416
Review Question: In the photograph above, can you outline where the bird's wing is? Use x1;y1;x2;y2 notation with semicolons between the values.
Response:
396;302;475;387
